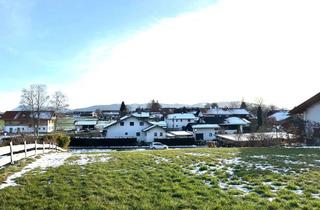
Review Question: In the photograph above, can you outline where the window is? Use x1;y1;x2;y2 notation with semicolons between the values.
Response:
154;132;158;137
209;133;213;137
140;122;144;126
125;132;128;135
188;119;191;122
180;119;183;122
43;127;45;130
22;128;24;131
160;132;163;137
176;119;179;122
130;122;134;126
120;122;124;126
136;132;140;137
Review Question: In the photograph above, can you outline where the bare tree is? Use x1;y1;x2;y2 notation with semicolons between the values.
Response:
50;91;69;113
20;84;50;136
50;91;69;131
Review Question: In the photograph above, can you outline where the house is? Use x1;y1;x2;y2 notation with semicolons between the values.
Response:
142;124;167;143
3;111;56;134
289;92;320;139
165;113;198;130
203;107;251;124
192;124;221;140
267;111;290;128
104;114;168;143
219;117;251;134
74;119;98;131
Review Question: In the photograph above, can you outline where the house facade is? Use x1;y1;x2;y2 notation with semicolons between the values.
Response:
3;111;56;134
142;125;167;143
165;113;198;130
192;124;221;141
290;92;320;140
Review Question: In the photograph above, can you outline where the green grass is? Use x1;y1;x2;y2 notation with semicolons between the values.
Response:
0;148;320;209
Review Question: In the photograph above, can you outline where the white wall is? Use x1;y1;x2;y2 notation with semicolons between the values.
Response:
304;102;320;123
105;117;150;141
4;125;54;134
145;127;166;143
165;118;197;130
193;128;218;141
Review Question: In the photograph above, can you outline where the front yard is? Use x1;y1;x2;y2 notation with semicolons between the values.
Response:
0;148;319;209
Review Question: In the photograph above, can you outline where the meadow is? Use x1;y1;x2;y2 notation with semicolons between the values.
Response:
0;148;319;209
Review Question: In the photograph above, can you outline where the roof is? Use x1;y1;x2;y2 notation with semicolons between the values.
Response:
168;131;193;136
192;124;220;129
149;121;167;127
268;111;290;122
142;124;166;132
3;111;56;121
206;108;232;115
221;117;251;125
230;109;250;115
290;92;320;114
74;120;97;126
166;113;198;120
132;112;150;118
104;115;151;129
205;108;250;115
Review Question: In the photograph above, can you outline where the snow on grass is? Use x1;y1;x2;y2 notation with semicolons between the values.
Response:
185;152;210;157
312;193;320;199
0;152;72;189
69;154;111;166
154;156;170;164
251;155;267;159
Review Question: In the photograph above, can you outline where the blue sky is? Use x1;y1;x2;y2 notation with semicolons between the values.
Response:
0;0;320;111
0;0;215;91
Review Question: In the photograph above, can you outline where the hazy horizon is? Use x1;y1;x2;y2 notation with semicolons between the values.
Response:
1;0;319;111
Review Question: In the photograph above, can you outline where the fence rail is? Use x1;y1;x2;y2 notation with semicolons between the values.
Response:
0;141;65;167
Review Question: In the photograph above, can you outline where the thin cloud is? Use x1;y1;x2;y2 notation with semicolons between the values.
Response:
63;0;320;109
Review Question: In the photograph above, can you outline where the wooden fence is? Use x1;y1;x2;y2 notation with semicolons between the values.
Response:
0;141;65;167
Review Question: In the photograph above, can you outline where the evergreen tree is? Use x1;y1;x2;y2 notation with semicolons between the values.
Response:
257;105;263;130
147;99;161;112
240;100;247;109
119;101;128;117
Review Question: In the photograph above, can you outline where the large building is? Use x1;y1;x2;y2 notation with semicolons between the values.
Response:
3;111;56;134
104;114;167;143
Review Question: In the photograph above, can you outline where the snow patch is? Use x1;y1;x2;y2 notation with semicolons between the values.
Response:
185;152;210;157
154;156;170;164
0;152;72;189
70;154;111;166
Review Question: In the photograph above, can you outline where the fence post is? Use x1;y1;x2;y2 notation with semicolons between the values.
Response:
24;140;27;158
43;141;45;154
10;141;14;164
35;140;37;156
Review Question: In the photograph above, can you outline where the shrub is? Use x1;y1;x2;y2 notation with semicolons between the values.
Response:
42;133;70;149
56;135;71;149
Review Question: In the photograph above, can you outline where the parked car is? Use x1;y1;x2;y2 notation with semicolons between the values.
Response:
150;142;168;150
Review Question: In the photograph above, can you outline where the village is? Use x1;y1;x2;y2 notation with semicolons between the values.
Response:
1;92;320;148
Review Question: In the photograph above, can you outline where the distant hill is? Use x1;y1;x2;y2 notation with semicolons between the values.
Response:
71;101;247;112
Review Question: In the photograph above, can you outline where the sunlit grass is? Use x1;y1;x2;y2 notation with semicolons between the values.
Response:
0;148;320;209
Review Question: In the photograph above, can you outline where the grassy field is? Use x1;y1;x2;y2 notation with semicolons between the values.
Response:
0;148;320;209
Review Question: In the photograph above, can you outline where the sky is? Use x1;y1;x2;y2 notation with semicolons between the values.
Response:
0;0;319;111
